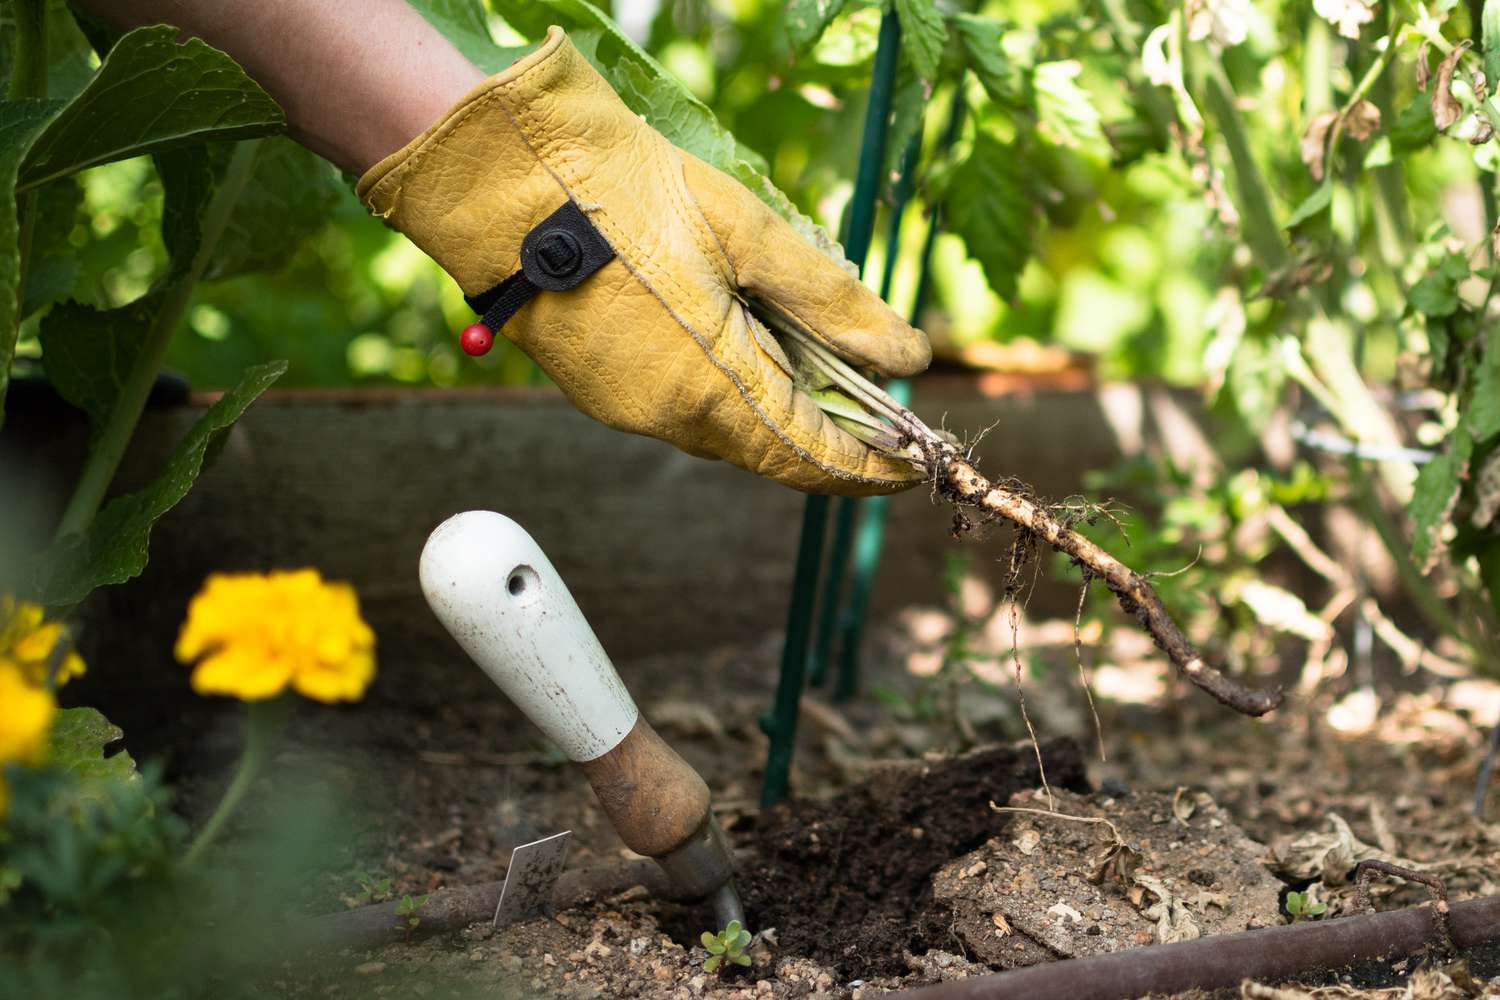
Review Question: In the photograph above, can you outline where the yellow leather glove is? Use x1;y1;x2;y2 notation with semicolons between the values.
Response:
357;27;930;495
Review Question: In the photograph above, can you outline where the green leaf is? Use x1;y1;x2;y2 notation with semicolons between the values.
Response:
945;130;1032;301
1388;93;1437;154
1409;425;1474;570
36;361;288;605
1410;265;1462;318
20;173;82;317
704;954;722;973
951;14;1021;108
39;294;161;438
705;937;727;955
1285;181;1332;229
700;931;718;949
17;25;285;193
0;99;66;418
1033;60;1108;162
894;0;948;81
784;0;849;53
49;706;139;787
163;139;342;282
733;952;752;966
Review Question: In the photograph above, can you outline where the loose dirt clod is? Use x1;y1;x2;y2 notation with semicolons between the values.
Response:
933;786;1283;968
738;738;1088;978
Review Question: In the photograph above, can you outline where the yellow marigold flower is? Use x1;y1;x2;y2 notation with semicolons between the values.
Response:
0;659;56;767
0;596;85;687
175;570;376;703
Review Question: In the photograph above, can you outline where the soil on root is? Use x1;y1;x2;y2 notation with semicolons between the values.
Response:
736;737;1088;978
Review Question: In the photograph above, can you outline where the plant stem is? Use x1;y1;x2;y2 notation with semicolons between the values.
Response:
53;140;261;540
8;0;46;101
773;320;1283;716
184;696;285;866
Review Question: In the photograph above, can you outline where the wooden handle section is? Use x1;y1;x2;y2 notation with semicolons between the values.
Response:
577;716;711;858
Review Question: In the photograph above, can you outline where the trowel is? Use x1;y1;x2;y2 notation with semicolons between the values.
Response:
419;510;745;930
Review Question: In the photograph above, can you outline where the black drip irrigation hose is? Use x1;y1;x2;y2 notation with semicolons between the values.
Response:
888;896;1500;1000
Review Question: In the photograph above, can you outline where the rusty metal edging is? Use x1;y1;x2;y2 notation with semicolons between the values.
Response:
889;896;1500;1000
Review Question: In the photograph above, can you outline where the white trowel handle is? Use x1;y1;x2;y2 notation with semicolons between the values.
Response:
419;511;712;859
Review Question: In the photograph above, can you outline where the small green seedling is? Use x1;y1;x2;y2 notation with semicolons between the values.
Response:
1285;890;1327;922
356;870;392;904
395;893;429;940
701;920;753;974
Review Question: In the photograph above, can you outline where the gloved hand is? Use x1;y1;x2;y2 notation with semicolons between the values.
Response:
357;27;930;495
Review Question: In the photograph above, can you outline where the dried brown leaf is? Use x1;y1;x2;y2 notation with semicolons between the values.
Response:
1432;42;1472;133
1301;111;1339;180
1344;99;1381;140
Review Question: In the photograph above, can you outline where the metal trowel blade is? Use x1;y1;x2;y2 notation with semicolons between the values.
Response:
494;830;572;929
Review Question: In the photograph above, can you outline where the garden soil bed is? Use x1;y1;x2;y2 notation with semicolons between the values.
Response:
84;614;1494;1000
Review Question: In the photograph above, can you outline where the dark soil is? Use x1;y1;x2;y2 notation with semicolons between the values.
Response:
738;738;1089;978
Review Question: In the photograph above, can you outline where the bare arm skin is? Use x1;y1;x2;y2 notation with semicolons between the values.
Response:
72;0;488;174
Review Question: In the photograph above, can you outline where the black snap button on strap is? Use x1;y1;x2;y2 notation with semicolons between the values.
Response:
463;201;615;335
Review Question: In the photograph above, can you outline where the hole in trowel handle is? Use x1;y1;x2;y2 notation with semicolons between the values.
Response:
506;565;541;605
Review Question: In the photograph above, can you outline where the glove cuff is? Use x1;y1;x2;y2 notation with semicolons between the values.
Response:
354;27;610;297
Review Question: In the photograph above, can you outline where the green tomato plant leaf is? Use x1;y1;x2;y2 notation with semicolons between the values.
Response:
944;130;1032;301
1409;425;1475;571
17;26;285;193
49;706;139;788
894;0;948;81
20;174;83;317
36;361;288;605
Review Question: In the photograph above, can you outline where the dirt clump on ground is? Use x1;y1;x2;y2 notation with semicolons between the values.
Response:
933;786;1283;968
737;737;1089;978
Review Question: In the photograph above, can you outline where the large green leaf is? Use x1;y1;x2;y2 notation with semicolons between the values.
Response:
50;707;139;788
945;130;1032;301
407;0;529;74
37;361;288;605
39;294;162;438
16;25;284;193
493;0;848;264
894;0;948;81
1409;426;1474;571
159;139;342;283
784;0;849;54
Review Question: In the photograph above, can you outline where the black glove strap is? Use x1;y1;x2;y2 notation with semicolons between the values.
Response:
464;201;616;332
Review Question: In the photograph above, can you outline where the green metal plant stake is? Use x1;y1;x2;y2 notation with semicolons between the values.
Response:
760;7;902;809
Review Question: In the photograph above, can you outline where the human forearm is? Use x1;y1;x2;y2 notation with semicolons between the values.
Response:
71;0;487;173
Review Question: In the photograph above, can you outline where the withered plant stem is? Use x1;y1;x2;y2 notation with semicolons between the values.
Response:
768;317;1284;718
